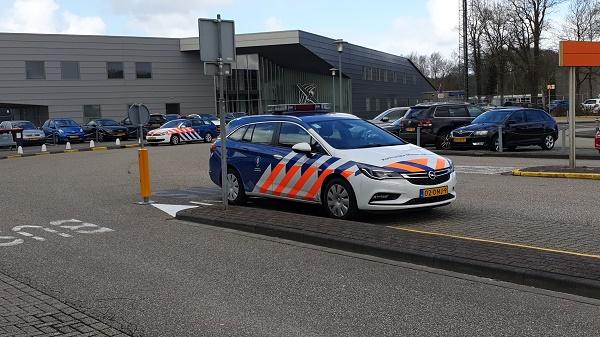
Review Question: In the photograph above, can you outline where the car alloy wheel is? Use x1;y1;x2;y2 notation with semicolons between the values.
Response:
204;133;213;143
436;131;451;150
227;172;239;201
170;135;180;145
326;183;350;218
542;135;555;150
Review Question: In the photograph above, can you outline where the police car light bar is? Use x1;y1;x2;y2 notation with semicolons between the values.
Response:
267;103;331;114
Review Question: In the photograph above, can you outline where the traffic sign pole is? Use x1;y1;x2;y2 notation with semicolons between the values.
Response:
217;15;228;211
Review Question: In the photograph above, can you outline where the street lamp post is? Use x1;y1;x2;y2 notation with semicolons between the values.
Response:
334;39;346;112
330;68;337;111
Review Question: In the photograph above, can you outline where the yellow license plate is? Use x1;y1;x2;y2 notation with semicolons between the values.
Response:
421;186;448;198
453;137;467;143
405;127;416;132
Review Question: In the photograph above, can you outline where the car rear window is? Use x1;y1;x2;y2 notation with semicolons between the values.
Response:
405;107;430;119
250;123;276;144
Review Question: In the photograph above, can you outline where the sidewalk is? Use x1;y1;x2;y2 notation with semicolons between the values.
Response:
436;146;599;160
0;271;128;336
177;206;600;300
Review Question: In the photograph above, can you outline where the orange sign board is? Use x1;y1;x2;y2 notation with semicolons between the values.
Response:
559;41;600;67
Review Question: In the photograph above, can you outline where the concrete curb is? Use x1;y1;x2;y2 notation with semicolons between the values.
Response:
512;169;600;180
176;211;600;300
0;144;140;160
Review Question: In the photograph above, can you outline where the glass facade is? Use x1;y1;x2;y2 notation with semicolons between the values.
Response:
219;54;352;115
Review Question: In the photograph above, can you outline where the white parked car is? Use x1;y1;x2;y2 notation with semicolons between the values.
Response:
581;98;600;112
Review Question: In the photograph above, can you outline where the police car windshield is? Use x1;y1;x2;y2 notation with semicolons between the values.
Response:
161;120;183;128
309;119;405;150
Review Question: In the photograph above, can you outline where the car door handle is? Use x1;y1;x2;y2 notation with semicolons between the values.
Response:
241;146;249;151
273;154;283;160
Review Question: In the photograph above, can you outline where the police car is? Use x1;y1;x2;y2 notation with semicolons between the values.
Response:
146;118;217;145
209;104;457;219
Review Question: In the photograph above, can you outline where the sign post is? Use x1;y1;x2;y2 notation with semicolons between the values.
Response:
558;41;600;169
199;15;235;210
128;104;152;204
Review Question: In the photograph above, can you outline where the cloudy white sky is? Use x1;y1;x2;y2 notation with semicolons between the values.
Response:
0;0;568;57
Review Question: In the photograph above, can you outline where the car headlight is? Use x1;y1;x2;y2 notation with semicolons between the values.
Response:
79;128;84;133
446;158;454;173
358;163;404;180
473;130;489;136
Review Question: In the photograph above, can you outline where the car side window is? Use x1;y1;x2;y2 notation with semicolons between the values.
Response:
450;106;470;117
228;126;248;141
278;123;312;147
509;111;525;123
386;109;404;121
434;106;450;117
242;125;254;142
251;123;277;144
192;119;203;127
182;120;192;127
49;121;55;128
467;106;484;117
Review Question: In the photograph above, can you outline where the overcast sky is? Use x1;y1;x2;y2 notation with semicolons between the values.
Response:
0;0;569;57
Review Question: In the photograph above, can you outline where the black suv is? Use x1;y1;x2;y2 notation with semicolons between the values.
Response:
397;103;484;149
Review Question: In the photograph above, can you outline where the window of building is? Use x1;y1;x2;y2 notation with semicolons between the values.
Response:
362;67;368;80
394;98;398;106
365;98;371;111
387;98;392;109
165;103;180;115
413;74;417;84
25;61;45;80
83;105;101;123
375;98;381;111
107;62;124;79
367;68;373;81
61;61;80;80
136;62;152;79
383;70;388;82
403;73;407;84
393;72;398;83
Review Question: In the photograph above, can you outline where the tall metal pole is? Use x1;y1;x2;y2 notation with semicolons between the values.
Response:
332;73;336;111
217;14;228;210
338;52;343;112
463;0;469;101
568;67;576;169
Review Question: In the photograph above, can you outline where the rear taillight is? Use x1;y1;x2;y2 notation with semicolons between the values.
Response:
210;143;217;153
418;119;433;127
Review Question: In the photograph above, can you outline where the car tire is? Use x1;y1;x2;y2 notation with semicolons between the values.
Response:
98;133;104;142
322;177;358;220
435;131;451;150
170;135;180;145
541;134;555;150
204;133;213;143
53;134;59;144
226;168;246;205
490;135;500;152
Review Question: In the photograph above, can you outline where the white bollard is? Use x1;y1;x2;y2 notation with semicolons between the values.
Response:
65;142;71;150
17;146;23;155
41;144;47;152
89;140;95;148
115;138;121;146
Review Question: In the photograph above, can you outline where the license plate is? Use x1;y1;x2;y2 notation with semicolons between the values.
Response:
405;127;416;132
453;137;467;143
68;136;79;139
420;186;448;198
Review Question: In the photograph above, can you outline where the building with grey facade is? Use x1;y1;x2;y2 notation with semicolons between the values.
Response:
0;29;433;125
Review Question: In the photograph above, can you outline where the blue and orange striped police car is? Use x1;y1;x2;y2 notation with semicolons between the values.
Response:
209;104;457;219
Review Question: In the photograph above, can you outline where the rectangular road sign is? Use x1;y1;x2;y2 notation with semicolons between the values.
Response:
559;41;600;67
198;18;235;64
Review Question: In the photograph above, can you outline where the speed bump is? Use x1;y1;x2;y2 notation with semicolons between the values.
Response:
512;169;600;180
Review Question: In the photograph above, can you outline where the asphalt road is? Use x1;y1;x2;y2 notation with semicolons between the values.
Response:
1;144;600;336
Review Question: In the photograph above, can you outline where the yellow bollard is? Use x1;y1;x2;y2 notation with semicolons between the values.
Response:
138;148;152;204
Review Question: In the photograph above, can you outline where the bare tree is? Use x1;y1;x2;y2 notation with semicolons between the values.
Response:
467;0;485;99
561;0;600;98
506;0;565;103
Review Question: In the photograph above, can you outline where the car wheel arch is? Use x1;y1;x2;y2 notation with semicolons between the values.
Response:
319;173;351;204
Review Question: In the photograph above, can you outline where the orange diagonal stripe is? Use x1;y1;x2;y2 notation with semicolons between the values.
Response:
304;169;333;201
386;162;423;172
406;158;429;166
273;165;301;196
436;158;447;170
341;169;354;178
287;167;317;199
259;163;285;194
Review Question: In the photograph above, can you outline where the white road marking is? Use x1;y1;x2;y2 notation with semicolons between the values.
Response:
190;201;214;206
0;219;114;248
455;165;516;175
152;203;198;217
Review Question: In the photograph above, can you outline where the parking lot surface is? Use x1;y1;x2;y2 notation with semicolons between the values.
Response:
1;144;600;336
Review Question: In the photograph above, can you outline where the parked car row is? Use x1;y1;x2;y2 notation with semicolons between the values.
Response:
370;103;558;152
0;112;227;146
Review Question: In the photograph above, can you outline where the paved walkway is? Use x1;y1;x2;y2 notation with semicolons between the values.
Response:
177;205;600;299
0;272;128;337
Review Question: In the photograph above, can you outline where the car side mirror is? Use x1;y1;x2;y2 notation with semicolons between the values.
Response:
292;142;312;154
381;117;389;122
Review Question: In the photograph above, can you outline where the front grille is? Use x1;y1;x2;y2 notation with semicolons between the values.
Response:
403;168;451;186
403;193;455;205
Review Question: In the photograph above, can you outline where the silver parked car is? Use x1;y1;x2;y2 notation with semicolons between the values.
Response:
369;107;410;125
0;120;46;145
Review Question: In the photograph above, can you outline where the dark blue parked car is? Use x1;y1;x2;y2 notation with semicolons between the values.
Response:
449;108;558;152
42;118;86;143
548;100;568;113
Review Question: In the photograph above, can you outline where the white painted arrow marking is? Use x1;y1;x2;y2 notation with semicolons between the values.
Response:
152;203;198;217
